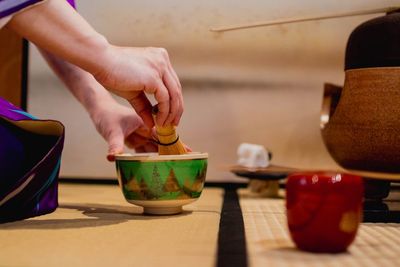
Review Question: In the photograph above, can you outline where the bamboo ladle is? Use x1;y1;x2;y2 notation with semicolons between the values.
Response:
210;6;400;33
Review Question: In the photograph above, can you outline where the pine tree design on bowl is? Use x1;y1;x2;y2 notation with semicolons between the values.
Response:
115;153;208;215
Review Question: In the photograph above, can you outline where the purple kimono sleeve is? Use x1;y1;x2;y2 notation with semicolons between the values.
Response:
0;97;65;223
0;0;75;19
0;0;44;18
67;0;75;8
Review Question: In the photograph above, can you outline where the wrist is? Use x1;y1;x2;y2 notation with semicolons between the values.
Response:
91;44;119;86
77;34;111;74
81;84;116;115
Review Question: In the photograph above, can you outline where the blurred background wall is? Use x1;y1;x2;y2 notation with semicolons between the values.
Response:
28;0;400;181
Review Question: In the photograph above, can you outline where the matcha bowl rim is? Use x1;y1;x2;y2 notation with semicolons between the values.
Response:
115;152;208;161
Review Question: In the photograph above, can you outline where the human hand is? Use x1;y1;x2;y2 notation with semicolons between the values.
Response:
89;101;157;161
8;1;183;127
37;48;158;160
94;46;183;128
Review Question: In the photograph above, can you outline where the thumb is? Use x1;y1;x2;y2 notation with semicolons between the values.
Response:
106;130;125;162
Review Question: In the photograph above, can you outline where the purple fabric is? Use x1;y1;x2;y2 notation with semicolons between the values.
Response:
0;0;75;19
0;0;43;18
67;0;75;8
0;98;65;223
0;0;73;223
0;98;32;120
0;122;25;190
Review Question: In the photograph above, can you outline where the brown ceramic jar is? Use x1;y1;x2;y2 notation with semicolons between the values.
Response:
320;11;400;173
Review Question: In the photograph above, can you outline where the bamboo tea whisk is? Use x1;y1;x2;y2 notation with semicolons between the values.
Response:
152;105;187;155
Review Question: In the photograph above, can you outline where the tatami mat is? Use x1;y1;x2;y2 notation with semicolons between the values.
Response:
2;184;400;267
0;184;223;267
238;189;400;267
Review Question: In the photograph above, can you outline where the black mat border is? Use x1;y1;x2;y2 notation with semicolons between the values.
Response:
216;183;248;267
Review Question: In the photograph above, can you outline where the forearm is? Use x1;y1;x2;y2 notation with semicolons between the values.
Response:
7;0;110;75
39;49;116;113
5;0;183;126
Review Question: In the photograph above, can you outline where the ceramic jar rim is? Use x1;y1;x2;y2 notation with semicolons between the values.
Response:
345;66;400;73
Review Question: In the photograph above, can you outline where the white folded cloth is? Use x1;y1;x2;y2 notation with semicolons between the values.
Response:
237;143;270;168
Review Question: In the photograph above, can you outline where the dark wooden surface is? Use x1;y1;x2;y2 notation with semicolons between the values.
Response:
0;27;25;108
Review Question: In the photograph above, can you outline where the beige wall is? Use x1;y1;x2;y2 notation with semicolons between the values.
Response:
28;0;399;180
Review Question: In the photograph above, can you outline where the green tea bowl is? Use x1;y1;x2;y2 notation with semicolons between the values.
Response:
115;152;208;215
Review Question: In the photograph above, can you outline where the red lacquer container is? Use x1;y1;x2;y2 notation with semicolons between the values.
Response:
286;172;364;253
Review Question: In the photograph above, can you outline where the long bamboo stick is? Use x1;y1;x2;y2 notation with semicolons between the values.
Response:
210;6;400;33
